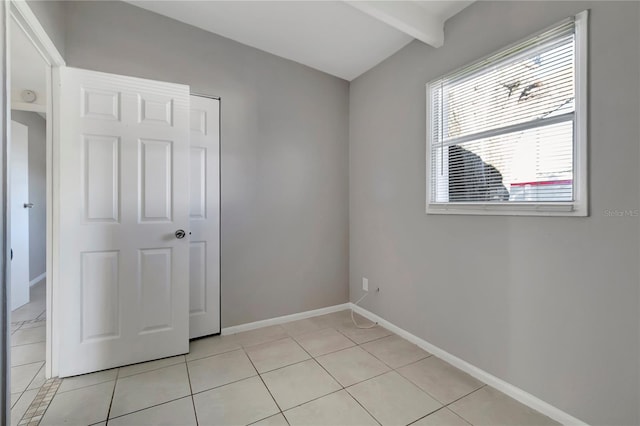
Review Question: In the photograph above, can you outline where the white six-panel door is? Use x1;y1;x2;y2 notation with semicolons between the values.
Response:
189;95;220;338
57;67;191;376
10;120;30;311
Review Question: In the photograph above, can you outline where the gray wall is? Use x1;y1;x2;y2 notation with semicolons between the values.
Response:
26;0;66;58
63;1;350;327
11;111;46;284
349;2;639;425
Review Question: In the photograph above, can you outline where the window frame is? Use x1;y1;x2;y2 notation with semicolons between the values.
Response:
425;10;589;217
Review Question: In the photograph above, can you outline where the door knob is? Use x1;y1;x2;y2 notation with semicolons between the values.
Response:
175;229;186;239
23;203;33;209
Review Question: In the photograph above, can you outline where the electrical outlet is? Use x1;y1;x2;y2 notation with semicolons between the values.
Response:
362;277;369;292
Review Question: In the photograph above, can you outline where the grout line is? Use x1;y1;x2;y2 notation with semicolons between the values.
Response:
280;387;346;413
104;367;121;423
185;345;243;363
443;406;474;426
22;362;46;394
444;384;487;408
184;361;200;426
243;346;285;414
190;373;260;398
54;376;118;396
287;334;382;426
11;339;47;348
118;355;186;379
251;356;311;376
342;389;383;426
406;407;451;426
246;412;289;426
240;335;292;351
106;395;193;423
440;385;488;425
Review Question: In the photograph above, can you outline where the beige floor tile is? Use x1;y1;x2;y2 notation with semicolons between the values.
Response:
281;318;323;336
58;368;119;393
11;342;45;366
194;376;279;426
10;392;20;408
26;363;45;390
109;396;197;426
398;357;484;404
110;364;191;418
262;359;341;410
19;320;46;330
361;335;429;368
186;335;241;361
11;306;45;323
293;328;355;357
347;371;441;426
119;355;185;378
187;349;256;393
284;390;378;426
316;346;390;387
252;413;289;426
10;389;37;426
40;381;114;426
412;408;471;426
449;387;560;426
337;323;393;344
11;362;43;394
311;310;356;329
11;326;45;347
232;325;289;348
245;337;310;373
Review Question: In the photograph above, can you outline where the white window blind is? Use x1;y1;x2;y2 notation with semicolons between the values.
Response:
427;13;588;216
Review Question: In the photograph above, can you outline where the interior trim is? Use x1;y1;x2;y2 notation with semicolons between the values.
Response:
221;303;351;335
351;303;588;426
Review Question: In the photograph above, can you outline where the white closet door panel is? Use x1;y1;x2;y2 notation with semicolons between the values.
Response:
188;96;220;339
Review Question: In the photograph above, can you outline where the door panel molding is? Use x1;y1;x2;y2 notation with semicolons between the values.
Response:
56;67;190;377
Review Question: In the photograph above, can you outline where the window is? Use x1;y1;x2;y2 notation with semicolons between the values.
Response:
426;11;588;216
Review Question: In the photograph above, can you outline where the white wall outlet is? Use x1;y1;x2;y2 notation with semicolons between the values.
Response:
362;277;369;292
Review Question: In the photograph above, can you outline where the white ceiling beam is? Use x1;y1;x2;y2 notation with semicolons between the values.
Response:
345;1;444;48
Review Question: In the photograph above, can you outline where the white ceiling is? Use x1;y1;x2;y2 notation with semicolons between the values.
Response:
126;1;473;81
10;16;48;110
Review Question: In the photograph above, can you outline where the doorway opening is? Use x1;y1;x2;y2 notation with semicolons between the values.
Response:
7;1;64;422
9;6;50;417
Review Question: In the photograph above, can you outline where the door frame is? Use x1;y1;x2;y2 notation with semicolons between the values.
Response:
9;0;65;379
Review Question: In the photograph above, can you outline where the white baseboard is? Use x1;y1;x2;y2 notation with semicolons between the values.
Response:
221;303;351;336
350;303;587;426
29;272;46;287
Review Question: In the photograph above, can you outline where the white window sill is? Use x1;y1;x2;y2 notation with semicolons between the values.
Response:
426;202;588;217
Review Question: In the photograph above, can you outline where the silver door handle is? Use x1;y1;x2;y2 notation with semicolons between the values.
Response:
23;203;34;209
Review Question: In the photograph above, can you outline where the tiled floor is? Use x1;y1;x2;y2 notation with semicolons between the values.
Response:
28;309;560;426
10;281;47;426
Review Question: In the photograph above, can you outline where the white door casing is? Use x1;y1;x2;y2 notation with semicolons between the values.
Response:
189;95;220;338
10;120;30;311
57;67;191;376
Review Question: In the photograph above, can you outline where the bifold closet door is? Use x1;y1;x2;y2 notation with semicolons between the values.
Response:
188;95;220;339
